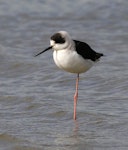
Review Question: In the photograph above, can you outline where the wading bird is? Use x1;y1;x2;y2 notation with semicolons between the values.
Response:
35;31;103;120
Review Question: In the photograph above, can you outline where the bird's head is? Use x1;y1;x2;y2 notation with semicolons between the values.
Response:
50;31;71;50
35;31;72;56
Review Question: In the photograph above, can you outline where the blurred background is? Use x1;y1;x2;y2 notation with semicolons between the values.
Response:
0;0;128;150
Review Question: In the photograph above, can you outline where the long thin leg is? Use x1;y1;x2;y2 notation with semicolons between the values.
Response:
73;73;79;120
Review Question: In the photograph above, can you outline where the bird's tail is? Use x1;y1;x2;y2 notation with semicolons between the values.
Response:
95;53;104;61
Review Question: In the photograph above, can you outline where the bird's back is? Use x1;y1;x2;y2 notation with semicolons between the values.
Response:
74;40;103;61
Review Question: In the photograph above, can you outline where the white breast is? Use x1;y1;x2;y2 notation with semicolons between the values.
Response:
53;49;94;74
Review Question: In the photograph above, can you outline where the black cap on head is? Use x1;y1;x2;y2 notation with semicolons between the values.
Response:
51;33;65;44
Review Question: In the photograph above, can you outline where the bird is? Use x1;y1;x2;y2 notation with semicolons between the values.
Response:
35;31;103;120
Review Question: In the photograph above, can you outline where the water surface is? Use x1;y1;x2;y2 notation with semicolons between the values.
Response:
0;0;128;149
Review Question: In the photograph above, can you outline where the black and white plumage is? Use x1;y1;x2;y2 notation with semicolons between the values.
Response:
35;31;103;120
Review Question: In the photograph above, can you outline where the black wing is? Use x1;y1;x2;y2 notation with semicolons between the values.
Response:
74;40;103;62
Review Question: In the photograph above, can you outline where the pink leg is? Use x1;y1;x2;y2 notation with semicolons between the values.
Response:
73;74;79;120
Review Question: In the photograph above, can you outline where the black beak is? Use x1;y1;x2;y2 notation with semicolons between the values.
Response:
35;46;52;57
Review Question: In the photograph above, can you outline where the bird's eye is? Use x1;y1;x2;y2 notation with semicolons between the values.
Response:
51;33;65;44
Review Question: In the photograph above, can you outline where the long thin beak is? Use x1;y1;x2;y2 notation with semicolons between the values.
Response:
35;46;52;57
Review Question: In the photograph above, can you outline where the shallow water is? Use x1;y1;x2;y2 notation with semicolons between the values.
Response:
0;0;128;149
